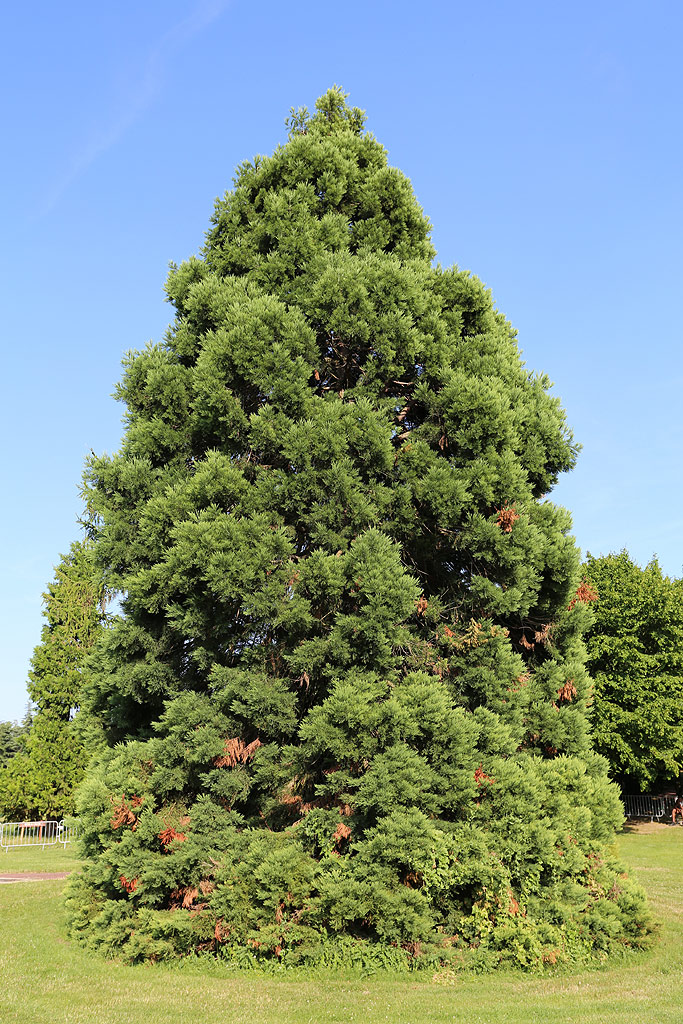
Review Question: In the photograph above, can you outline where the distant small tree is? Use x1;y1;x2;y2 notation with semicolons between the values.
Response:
0;721;23;767
0;540;108;820
584;551;683;793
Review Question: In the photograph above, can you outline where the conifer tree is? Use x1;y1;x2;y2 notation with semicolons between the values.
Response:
0;540;108;819
67;89;651;968
0;720;24;768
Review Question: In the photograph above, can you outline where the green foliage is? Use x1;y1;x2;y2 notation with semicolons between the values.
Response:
66;87;652;968
584;551;683;792
0;540;108;820
0;719;26;767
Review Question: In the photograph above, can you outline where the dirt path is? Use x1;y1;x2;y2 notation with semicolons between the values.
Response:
0;872;70;883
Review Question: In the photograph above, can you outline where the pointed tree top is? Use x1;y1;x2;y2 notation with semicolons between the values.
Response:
286;85;367;139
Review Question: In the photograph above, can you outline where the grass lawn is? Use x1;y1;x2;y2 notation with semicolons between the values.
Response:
0;842;78;874
2;823;683;1023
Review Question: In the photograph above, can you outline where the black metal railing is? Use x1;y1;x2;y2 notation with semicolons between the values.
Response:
622;794;676;821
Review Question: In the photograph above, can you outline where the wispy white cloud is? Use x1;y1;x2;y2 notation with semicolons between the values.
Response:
36;0;231;217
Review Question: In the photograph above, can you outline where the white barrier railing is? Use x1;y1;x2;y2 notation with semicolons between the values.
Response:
0;819;78;852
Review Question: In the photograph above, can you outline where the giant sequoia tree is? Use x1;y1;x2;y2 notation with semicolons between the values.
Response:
67;89;650;967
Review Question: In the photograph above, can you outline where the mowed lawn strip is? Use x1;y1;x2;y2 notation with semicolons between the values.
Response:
0;843;78;875
2;824;683;1024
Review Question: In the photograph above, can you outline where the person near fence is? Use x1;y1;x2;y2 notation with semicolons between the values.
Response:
672;796;683;825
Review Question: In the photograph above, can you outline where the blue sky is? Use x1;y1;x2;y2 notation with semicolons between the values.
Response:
1;0;681;721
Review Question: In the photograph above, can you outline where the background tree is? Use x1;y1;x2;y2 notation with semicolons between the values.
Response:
0;719;25;767
0;539;108;820
584;551;683;793
66;88;651;969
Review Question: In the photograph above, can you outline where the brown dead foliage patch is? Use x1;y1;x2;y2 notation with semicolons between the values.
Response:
182;887;199;908
568;580;598;610
534;623;551;644
168;885;210;911
557;679;578;703
110;796;139;830
474;764;495;787
214;737;262;768
280;788;322;818
496;505;519;533
333;822;352;846
159;826;188;848
168;885;195;909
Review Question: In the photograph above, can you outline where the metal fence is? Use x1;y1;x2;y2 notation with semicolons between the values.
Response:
0;819;78;852
622;794;676;821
